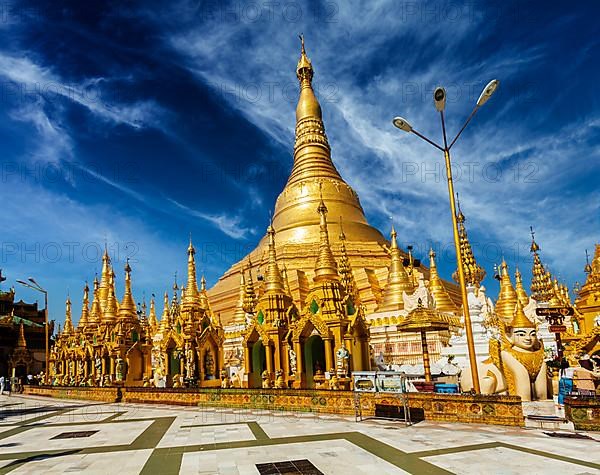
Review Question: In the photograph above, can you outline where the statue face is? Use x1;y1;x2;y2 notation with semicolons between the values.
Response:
510;328;538;350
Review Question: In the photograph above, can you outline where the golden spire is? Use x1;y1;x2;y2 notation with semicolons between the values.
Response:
119;259;136;319
378;226;413;311
184;237;199;306
313;197;339;282
428;249;458;313
452;199;486;287
291;35;337;184
529;228;554;302
266;36;384;247
159;291;171;331
549;278;562;307
103;272;118;323
233;270;248;324
264;225;286;294
89;276;102;324
244;259;257;309
149;294;158;331
64;295;74;334
509;299;535;329
78;282;90;329
198;274;210;311
576;245;600;308
495;260;518;323
514;268;529;308
17;321;27;348
338;219;357;300
282;264;292;297
98;246;111;312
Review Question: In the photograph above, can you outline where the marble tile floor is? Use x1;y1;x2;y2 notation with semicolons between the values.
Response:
1;394;599;475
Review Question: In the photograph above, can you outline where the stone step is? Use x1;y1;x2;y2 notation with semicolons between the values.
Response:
525;415;575;431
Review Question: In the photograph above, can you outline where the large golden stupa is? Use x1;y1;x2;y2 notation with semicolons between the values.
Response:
208;38;459;324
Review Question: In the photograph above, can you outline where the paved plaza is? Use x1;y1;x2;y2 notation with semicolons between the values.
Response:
0;395;599;474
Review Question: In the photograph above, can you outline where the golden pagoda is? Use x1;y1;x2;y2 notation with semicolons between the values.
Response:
208;37;460;350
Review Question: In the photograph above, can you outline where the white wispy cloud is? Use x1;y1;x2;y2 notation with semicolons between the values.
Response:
0;53;165;129
169;198;255;239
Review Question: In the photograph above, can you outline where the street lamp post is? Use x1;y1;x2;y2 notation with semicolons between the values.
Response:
392;80;499;393
17;278;49;384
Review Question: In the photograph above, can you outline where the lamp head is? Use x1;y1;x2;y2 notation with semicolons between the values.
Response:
392;117;412;133
477;79;499;107
433;87;446;112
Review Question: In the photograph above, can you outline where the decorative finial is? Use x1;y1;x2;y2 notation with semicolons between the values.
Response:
299;34;305;54
456;193;465;222
530;226;539;253
173;271;178;291
585;249;592;274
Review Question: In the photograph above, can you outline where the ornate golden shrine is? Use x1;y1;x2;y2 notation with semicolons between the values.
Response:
50;241;224;388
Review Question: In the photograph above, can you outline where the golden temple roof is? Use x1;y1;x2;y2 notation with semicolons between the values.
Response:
397;300;451;333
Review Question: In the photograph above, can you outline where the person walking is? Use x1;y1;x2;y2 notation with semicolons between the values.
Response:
0;375;5;395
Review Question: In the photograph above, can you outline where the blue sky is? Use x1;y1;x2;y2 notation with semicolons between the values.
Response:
0;0;598;327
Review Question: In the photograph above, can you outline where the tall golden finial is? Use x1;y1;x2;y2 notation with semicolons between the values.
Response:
584;249;593;274
495;260;518;323
157;291;172;333
89;276;102;324
64;295;74;334
529;227;554;302
313;195;339;282
378;225;413;311
427;248;458;313
452;196;486;287
338;217;358;300
264;224;286;294
78;282;90;329
119;259;136;319
514;267;529;308
17;321;27;348
184;236;199;305
282;264;293;297
233;269;248;324
149;294;158;331
98;246;112;313
103;274;118;323
199;274;211;311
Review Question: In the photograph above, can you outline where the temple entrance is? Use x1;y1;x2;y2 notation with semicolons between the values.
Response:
304;335;325;388
250;340;266;388
169;349;180;378
14;364;27;378
126;347;143;384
